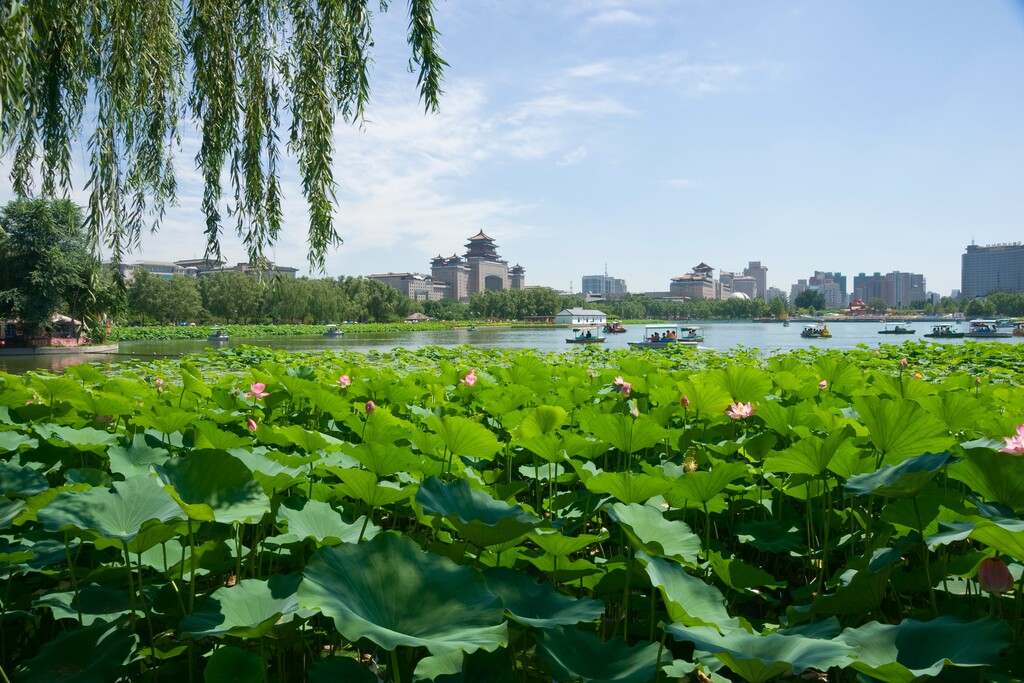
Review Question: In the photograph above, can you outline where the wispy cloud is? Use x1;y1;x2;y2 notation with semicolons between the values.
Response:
562;54;768;95
557;147;589;166
666;177;700;189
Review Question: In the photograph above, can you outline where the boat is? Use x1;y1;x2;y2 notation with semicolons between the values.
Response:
964;320;1012;339
1014;322;1024;337
782;319;790;327
923;324;964;339
566;326;606;344
324;324;345;337
800;323;832;339
878;322;916;335
207;327;229;342
603;321;628;334
628;324;703;349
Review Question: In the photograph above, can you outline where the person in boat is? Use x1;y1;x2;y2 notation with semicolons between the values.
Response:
650;332;660;342
585;330;592;339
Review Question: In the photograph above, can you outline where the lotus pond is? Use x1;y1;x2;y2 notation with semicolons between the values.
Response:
2;341;1024;682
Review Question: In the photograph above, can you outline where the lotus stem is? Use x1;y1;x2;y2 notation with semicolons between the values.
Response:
64;530;83;625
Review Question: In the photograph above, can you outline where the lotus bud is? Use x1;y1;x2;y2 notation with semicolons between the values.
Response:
978;557;1014;593
366;400;376;416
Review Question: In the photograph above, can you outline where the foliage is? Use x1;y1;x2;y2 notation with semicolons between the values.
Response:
0;0;445;269
794;289;827;311
2;342;1024;681
596;293;775;320
0;198;104;336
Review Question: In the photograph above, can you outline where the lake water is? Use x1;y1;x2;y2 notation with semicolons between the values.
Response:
2;321;1019;375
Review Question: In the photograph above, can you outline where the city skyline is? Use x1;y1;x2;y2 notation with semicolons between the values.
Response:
2;2;1022;296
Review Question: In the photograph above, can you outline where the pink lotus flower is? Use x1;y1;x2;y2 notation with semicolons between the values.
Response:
461;369;477;386
619;382;632;397
818;380;827;390
978;557;1014;592
725;402;755;420
246;382;269;400
337;375;351;387
155;378;164;394
630;406;639;418
999;425;1024;454
155;378;164;386
613;376;626;387
680;395;691;409
900;358;908;368
365;400;376;415
246;418;258;432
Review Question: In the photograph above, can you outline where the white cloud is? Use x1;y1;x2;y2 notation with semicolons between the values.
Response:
557;147;589;166
666;178;700;189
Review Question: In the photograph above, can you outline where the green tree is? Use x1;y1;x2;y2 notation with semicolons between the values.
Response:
794;289;826;311
127;271;202;324
199;272;264;323
0;0;444;268
768;296;787;318
0;198;100;337
866;297;888;314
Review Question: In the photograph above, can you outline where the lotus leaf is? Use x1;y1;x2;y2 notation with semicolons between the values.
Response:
536;625;670;683
154;450;271;523
586;472;671;505
607;502;702;564
203;645;264;683
334;468;412;508
426;414;502;461
38;474;186;544
14;617;138;683
180;574;303;638
0;460;48;497
845;451;955;498
0;430;37;453
853;396;954;462
298;532;507;654
707;365;773;404
837;617;1012;682
665;623;854;683
948;449;1024;512
270;497;378;547
417;477;542;548
641;552;740;633
580;412;667;455
106;434;170;479
483;567;605;628
34;583;136;625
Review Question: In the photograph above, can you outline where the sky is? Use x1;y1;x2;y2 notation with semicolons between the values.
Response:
4;0;1024;297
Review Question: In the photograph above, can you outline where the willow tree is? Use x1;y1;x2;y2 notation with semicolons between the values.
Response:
0;0;444;269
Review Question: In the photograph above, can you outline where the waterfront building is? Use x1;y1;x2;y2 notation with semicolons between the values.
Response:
429;230;525;302
744;261;768;300
109;257;298;281
554;308;608;325
105;261;187;281
732;275;758;299
854;271;926;308
962;243;1024;298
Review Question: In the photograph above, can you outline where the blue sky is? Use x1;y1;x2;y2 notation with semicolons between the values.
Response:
6;1;1024;297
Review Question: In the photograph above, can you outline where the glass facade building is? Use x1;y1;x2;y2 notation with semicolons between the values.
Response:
961;243;1024;299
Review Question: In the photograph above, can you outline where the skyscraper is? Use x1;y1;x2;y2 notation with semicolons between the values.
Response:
962;243;1024;298
743;261;768;300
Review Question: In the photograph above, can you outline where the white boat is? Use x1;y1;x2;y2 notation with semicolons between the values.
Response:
324;324;344;337
207;327;229;342
628;324;703;349
800;323;831;339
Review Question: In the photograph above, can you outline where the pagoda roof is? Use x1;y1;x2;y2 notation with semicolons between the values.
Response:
467;230;494;241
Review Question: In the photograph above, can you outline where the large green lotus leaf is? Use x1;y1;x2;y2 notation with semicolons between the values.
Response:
65;364;109;385
270;498;377;547
845;451;954;499
665;624;854;683
530;530;605;557
31;376;87;405
930;519;1024;561
334;468;412;508
814;357;864;393
0;430;37;453
514;433;566;463
38;475;186;544
308;657;378;683
666;462;748;507
836;617;1012;682
580;413;667;455
154;451;271;524
607;503;702;564
424;415;502;461
0;460;48;497
34;424;118;450
344;442;419;477
763;429;855;478
416;477;542;548
131;407;200;437
800;568;891;617
482;567;604;628
180;367;212;399
536;625;671;683
918;392;989;434
227;447;309;494
413;651;464;681
181;574;302;638
755;401;820;437
641;552;740;633
708;551;783;591
1;499;26;529
34;583;135;625
298;533;507;654
192;421;250;450
13;617;138;683
352;409;415;445
106;434;170;479
203;645;264;683
585;472;671;505
707;365;773;404
734;519;803;554
515;405;569;438
272;424;330;453
560;432;613;461
852;396;954;462
948;449;1024;512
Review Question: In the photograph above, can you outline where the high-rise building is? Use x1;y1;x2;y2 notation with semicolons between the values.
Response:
743;261;768;300
962;243;1024;299
732;276;758;299
853;271;926;308
582;274;627;297
670;263;724;299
